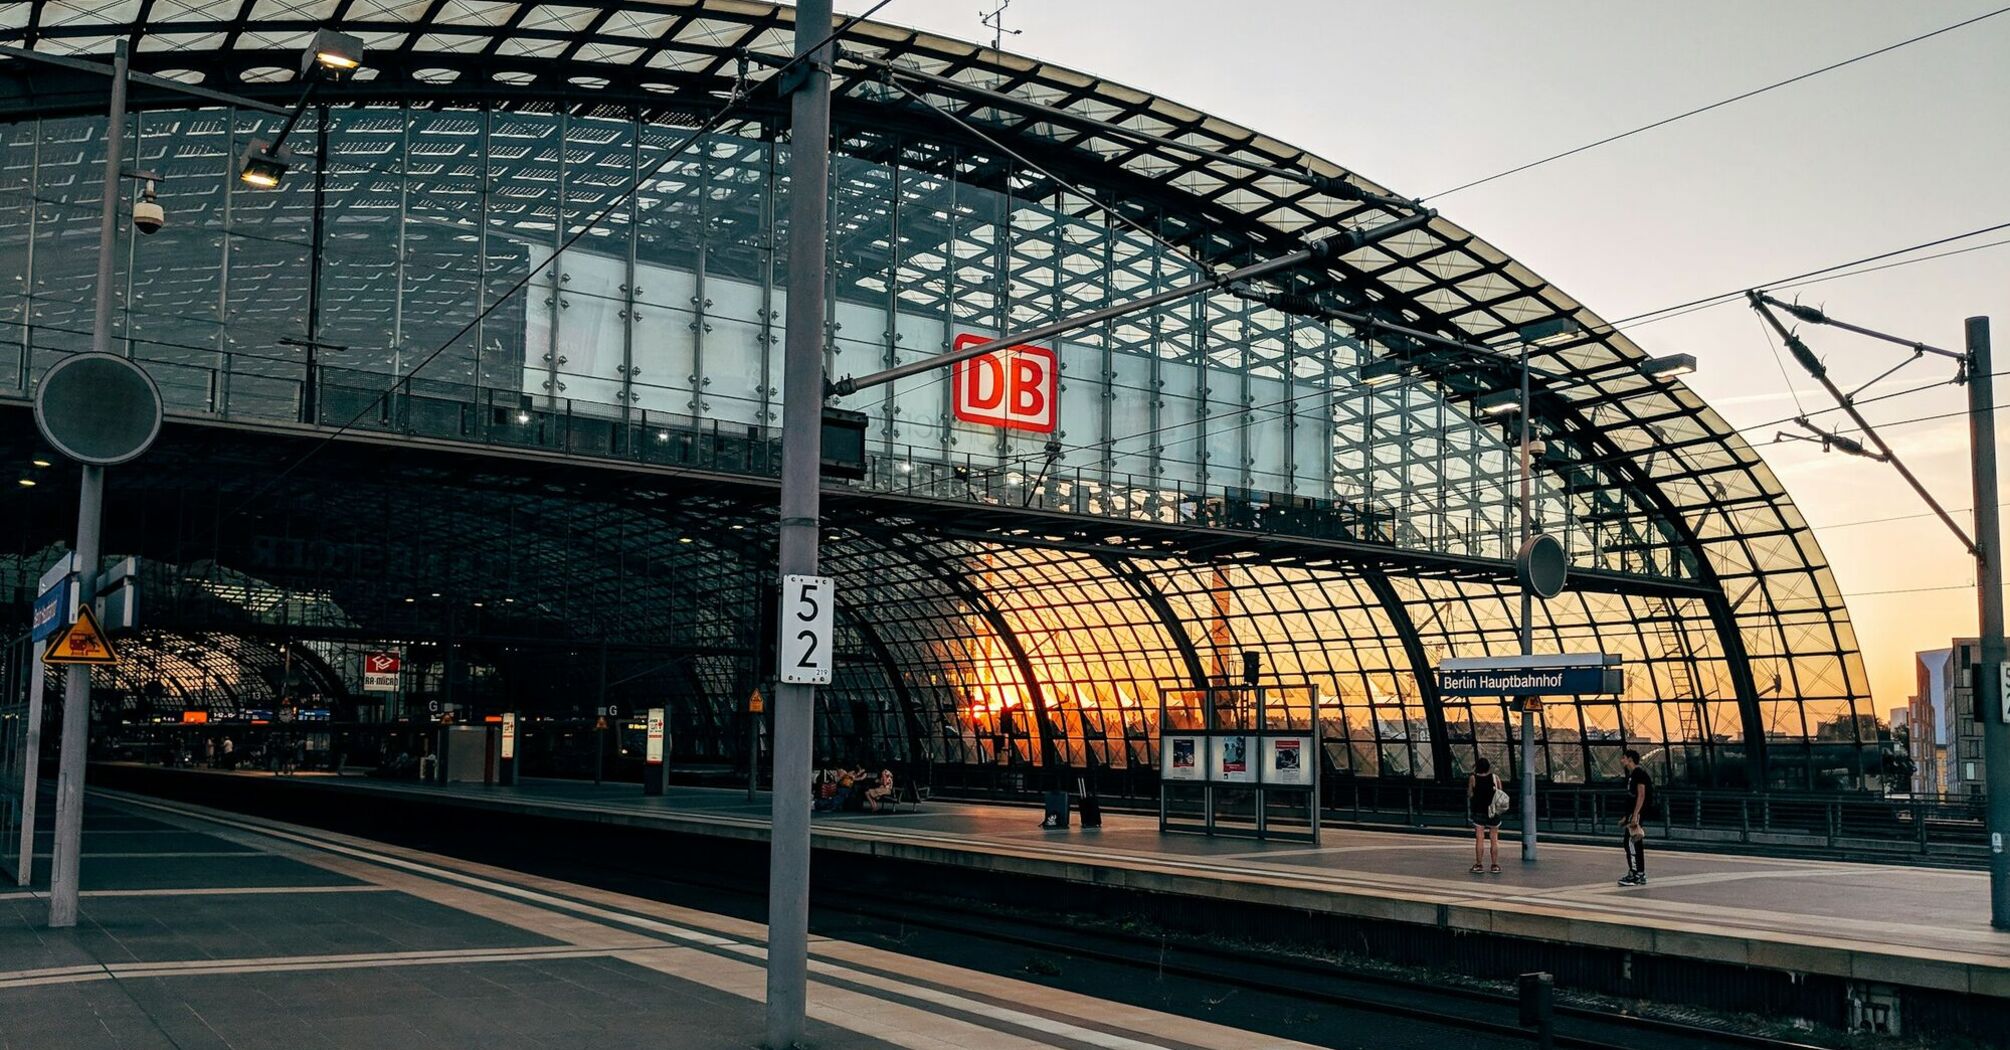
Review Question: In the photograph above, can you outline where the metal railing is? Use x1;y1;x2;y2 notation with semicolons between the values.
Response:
0;342;1696;578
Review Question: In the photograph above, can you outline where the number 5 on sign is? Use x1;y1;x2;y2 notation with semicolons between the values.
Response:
779;574;834;685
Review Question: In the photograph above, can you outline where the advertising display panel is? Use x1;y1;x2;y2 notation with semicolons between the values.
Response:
1210;734;1256;784
645;708;666;765
1161;735;1204;781
1260;735;1315;787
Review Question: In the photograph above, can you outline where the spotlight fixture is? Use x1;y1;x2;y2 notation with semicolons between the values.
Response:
1359;357;1407;388
1643;353;1697;379
1475;389;1523;416
1516;317;1578;344
31;458;50;468
238;139;291;189
16;477;35;487
304;28;365;79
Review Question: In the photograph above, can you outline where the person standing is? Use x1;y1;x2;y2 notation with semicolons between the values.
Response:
1618;749;1652;886
1468;757;1504;874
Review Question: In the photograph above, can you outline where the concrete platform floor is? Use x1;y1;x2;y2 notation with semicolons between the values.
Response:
110;769;2008;999
2;791;1362;1050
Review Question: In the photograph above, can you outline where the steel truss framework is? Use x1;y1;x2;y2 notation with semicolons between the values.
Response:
0;1;1873;788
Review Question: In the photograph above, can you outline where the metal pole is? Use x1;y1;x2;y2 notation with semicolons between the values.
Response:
15;645;43;886
766;1;831;1045
1967;316;2009;928
47;39;126;930
1518;342;1538;861
46;467;102;928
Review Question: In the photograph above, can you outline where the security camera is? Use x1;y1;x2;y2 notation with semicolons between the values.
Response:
132;179;164;235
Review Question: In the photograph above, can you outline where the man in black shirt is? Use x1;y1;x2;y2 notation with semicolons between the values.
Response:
1618;749;1652;886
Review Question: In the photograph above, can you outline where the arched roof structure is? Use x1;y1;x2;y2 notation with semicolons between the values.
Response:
0;1;1872;788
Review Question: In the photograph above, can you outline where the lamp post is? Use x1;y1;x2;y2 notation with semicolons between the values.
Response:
0;30;361;930
1516;339;1538;862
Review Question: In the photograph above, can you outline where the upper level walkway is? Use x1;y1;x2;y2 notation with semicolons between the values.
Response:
92;766;2010;1002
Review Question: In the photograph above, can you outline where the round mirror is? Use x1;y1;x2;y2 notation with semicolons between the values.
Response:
33;354;163;466
1516;533;1568;599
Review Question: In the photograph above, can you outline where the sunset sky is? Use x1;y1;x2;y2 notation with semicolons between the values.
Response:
840;0;2010;716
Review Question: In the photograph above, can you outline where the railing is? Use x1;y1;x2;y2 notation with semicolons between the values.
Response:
0;343;1696;578
917;763;1986;863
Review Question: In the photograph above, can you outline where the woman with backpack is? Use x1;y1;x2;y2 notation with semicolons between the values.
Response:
1468;757;1507;874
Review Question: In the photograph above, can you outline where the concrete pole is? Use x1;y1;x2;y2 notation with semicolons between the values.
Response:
766;2;831;1046
1967;316;2009;928
1518;343;1538;861
47;39;126;930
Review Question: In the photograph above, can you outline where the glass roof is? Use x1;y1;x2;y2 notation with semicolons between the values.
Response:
0;1;1871;782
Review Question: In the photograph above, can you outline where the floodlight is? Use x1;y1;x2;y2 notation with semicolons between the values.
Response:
304;28;365;79
239;139;290;189
1359;357;1406;388
1643;353;1696;379
1516;317;1577;344
1475;389;1522;416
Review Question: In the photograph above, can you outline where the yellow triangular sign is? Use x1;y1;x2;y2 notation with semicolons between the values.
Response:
44;604;119;666
749;689;764;714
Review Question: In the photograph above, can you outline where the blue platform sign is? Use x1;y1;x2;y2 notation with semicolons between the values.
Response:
1436;654;1622;697
30;583;70;643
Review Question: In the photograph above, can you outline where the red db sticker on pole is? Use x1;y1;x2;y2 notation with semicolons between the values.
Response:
951;335;1057;433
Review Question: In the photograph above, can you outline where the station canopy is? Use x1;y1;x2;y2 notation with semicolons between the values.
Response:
0;1;1872;789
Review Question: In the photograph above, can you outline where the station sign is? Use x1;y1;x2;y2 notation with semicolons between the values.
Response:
500;712;517;760
32;552;76;643
1436;653;1621;698
951;334;1057;433
31;583;70;643
363;651;401;692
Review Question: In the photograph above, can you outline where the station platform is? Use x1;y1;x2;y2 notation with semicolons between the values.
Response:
84;766;2010;1011
3;790;1354;1050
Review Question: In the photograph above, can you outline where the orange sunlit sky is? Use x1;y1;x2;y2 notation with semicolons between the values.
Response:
842;0;2010;717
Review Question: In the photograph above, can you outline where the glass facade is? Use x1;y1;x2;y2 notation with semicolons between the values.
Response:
0;1;1874;788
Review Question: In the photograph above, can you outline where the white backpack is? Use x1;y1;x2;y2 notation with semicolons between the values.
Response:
1486;774;1511;819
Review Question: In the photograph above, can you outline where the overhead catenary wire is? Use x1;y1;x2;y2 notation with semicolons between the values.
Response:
1421;5;2010;200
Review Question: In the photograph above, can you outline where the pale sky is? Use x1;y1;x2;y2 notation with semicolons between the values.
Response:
838;0;2010;715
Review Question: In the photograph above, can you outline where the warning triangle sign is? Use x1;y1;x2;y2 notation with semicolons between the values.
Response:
43;604;119;666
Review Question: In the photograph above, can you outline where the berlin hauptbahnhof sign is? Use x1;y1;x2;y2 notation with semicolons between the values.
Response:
1436;654;1623;697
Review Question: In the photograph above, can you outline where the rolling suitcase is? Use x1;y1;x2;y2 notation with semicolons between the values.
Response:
1075;777;1103;828
1040;789;1069;828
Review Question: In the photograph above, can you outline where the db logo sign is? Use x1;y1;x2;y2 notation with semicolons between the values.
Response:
951;334;1057;433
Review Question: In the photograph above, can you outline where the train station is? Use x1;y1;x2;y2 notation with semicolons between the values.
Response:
0;2;2004;1048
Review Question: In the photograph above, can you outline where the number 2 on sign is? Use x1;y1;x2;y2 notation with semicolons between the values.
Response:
780;574;834;685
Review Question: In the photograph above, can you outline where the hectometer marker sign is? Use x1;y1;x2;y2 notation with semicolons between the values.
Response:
1436;653;1621;697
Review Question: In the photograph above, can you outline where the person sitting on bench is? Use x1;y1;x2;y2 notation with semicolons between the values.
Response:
864;769;895;812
